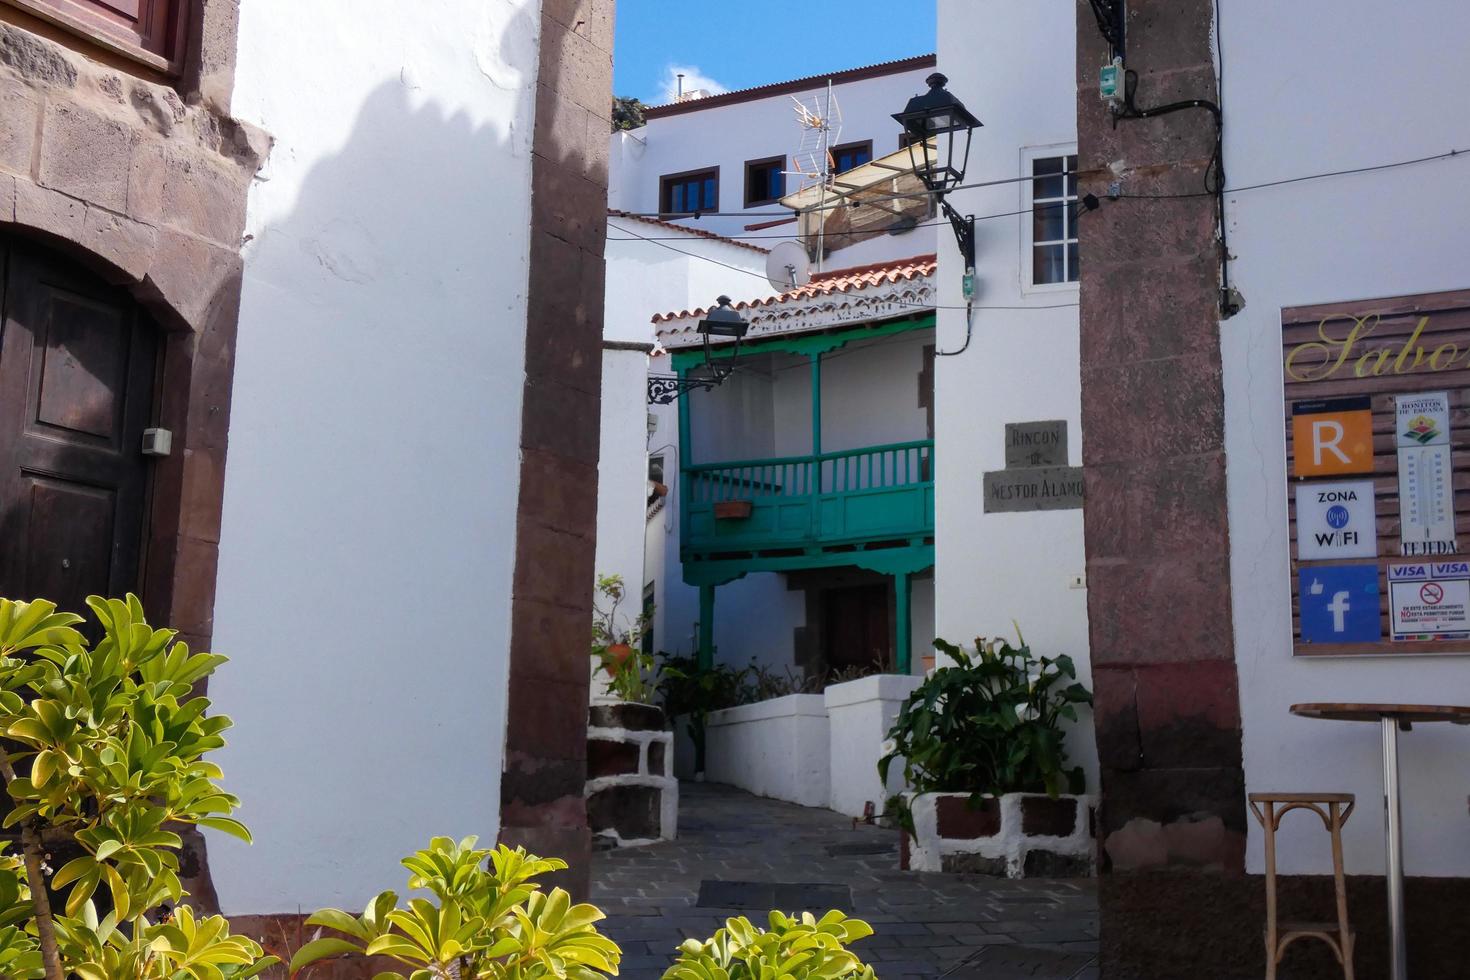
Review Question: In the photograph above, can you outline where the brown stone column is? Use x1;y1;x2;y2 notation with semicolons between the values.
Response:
498;0;614;899
1075;2;1248;975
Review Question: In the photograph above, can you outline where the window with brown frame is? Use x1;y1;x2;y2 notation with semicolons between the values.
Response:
743;155;786;208
829;140;873;175
659;167;719;216
6;0;189;68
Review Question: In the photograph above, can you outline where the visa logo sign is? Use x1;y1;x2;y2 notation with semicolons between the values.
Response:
1389;561;1470;581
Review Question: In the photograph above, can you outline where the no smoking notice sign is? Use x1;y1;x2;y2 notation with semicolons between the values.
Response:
1388;560;1470;641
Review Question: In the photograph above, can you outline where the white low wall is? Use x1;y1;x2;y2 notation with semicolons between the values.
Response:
704;694;830;807
824;674;922;818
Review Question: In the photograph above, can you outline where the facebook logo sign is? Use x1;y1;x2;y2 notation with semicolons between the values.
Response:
1299;565;1381;644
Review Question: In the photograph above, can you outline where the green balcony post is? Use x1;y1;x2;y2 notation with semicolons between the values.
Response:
894;571;912;674
698;584;716;670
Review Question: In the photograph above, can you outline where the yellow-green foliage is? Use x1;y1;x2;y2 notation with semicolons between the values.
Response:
0;595;273;980
291;837;623;980
663;910;876;980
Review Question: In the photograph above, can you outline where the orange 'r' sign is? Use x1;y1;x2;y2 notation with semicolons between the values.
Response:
1292;397;1374;477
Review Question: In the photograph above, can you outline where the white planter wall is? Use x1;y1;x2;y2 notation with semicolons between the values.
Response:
909;791;1096;878
704;694;830;807
824;674;922;817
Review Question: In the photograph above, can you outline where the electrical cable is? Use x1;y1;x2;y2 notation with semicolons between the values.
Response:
615;221;1080;314
609;145;1466;243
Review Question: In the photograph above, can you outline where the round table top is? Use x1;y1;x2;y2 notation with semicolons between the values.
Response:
1291;702;1470;724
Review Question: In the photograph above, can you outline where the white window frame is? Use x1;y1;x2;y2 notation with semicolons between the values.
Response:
1020;143;1081;295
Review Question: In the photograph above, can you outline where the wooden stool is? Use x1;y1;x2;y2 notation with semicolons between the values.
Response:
1249;793;1356;980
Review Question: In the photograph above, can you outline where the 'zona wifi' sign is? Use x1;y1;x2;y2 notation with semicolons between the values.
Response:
1295;479;1377;560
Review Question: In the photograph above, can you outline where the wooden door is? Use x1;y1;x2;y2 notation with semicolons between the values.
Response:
0;239;158;617
823;583;891;674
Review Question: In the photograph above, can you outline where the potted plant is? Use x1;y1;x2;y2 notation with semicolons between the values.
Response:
590;573;658;708
878;631;1095;877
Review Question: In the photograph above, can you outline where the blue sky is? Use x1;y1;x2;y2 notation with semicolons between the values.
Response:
613;0;936;105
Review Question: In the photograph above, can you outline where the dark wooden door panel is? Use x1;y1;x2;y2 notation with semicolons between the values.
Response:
20;474;116;616
0;237;156;613
824;583;891;672
34;290;128;444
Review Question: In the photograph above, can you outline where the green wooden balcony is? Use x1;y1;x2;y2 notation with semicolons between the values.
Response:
681;440;935;560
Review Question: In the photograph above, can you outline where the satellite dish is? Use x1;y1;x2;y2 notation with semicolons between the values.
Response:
766;241;812;292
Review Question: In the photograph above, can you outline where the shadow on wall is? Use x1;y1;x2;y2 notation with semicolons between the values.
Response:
205;0;605;920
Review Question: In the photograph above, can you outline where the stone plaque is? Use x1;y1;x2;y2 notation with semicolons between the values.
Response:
983;465;1085;513
1004;420;1068;468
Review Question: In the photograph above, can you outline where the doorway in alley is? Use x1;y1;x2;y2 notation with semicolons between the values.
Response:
822;582;891;674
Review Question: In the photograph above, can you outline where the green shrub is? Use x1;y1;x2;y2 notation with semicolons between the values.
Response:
0;595;272;980
664;911;876;980
879;632;1092;799
290;836;621;980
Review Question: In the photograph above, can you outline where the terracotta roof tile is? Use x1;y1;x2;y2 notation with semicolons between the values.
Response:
651;253;937;324
607;210;770;254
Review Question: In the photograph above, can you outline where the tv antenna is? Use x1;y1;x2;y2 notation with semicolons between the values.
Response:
789;81;842;271
765;241;812;293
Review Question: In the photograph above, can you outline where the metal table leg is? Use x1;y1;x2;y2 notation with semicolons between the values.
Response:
1381;716;1407;980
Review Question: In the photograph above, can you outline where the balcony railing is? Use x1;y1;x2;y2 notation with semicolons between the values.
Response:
682;440;934;557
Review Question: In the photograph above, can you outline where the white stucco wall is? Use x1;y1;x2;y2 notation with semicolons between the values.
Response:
209;0;542;913
595;349;650;616
934;0;1096;788
606;231;767;664
1219;0;1470;876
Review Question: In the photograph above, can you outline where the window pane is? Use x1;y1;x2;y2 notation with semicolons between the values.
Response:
671;184;684;213
1034;156;1066;198
1034;244;1065;285
1033;202;1065;242
1067;242;1080;283
702;176;716;209
854;147;871;166
770;168;784;198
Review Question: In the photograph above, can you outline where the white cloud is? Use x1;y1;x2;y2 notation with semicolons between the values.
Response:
659;63;729;103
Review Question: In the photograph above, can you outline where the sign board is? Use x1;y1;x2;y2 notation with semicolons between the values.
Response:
1387;560;1470;640
1292;397;1374;477
1283;290;1470;655
1294;480;1377;560
1298;564;1382;644
1004;421;1068;469
983;466;1084;513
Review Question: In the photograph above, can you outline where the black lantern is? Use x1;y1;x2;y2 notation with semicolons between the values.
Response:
647;297;750;403
894;72;982;273
696;296;749;339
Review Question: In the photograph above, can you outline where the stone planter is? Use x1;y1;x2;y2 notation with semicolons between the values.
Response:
585;703;677;847
907;791;1096;878
823;673;922;818
704;693;829;807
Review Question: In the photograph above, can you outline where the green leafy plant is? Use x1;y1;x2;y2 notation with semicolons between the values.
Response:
878;631;1092;799
0;594;273;980
591;574;658;702
663;910;875;980
291;836;621;980
655;656;749;775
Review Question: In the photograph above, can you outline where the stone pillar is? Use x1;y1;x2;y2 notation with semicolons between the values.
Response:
499;0;615;901
1074;1;1247;974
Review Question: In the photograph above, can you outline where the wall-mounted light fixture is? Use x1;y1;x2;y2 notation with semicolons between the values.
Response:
894;72;982;289
647;296;750;404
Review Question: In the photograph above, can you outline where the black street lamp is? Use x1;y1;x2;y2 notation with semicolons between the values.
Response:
647;296;751;404
893;72;983;279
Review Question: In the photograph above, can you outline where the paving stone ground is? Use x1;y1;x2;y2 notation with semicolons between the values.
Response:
590;782;1099;980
